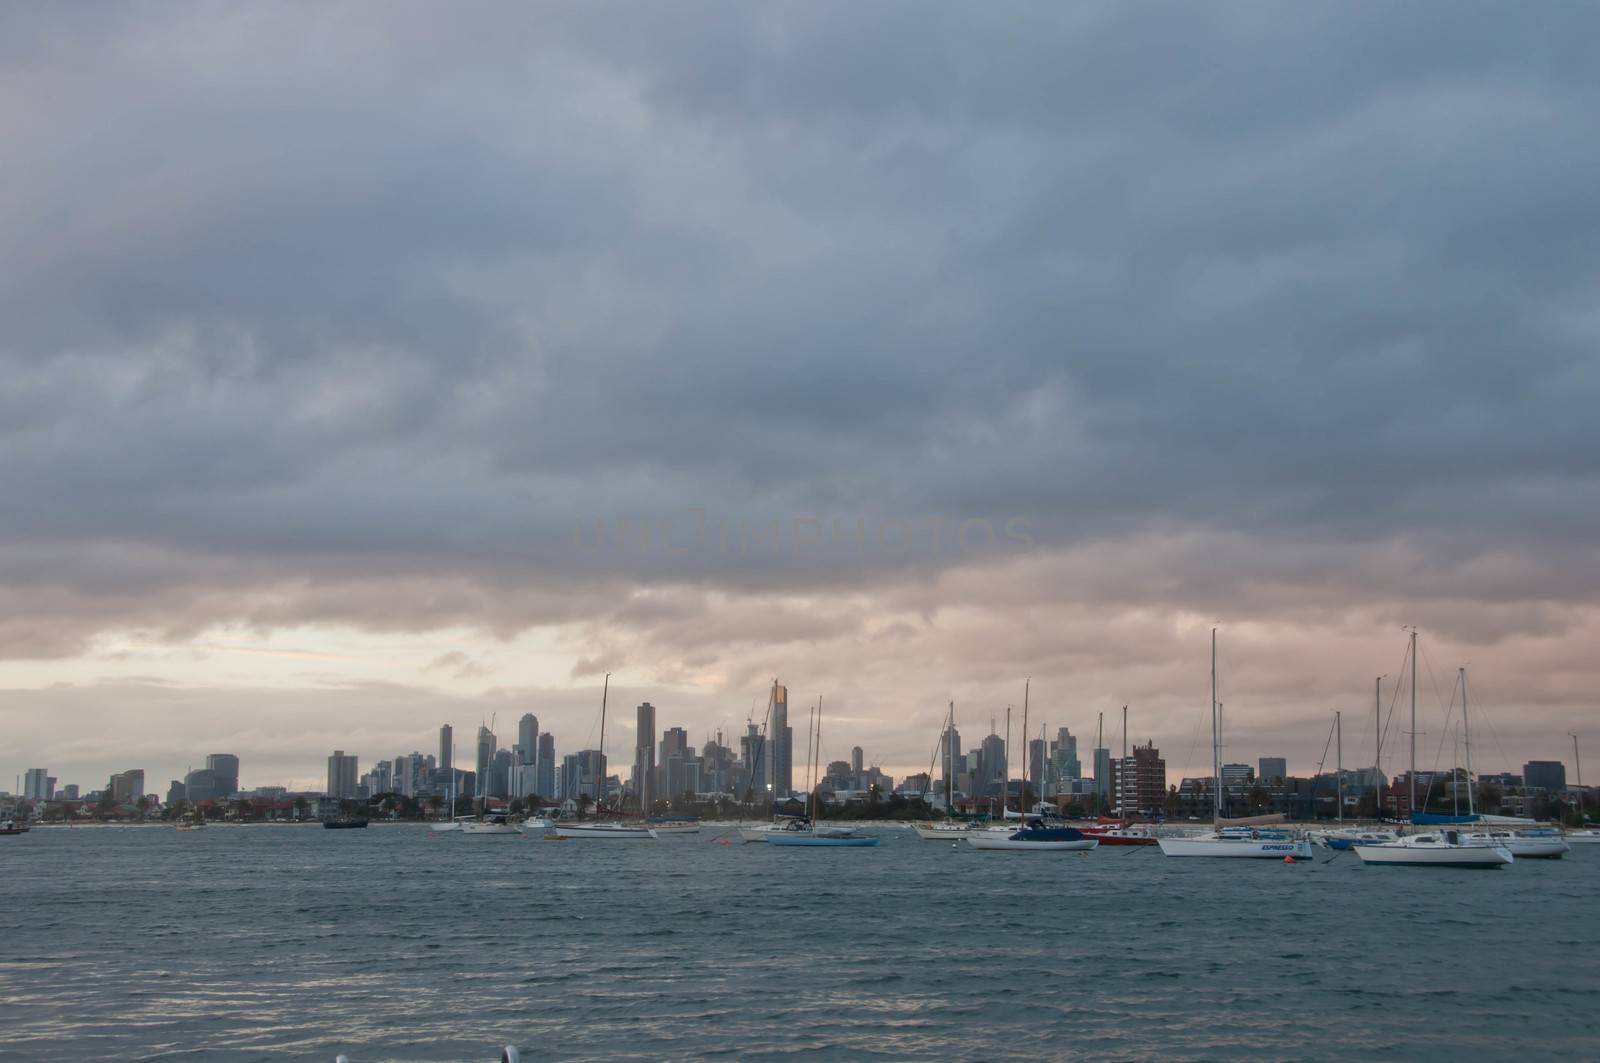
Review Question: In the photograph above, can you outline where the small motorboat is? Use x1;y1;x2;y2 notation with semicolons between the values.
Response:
322;817;370;830
0;819;30;836
461;816;521;836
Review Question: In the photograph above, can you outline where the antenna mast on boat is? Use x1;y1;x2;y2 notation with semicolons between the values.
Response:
598;673;610;808
1004;705;1012;818
1374;674;1385;818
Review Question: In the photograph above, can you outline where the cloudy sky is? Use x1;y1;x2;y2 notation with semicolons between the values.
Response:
4;3;1597;793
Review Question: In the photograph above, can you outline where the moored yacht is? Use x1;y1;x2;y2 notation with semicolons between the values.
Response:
1158;826;1313;859
966;823;1097;851
1309;827;1399;850
1461;828;1569;859
553;822;658;840
1353;830;1512;867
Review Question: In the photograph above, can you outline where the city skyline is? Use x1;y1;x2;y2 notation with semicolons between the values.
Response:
4;5;1599;808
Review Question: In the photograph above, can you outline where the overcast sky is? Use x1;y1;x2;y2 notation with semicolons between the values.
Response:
3;3;1598;792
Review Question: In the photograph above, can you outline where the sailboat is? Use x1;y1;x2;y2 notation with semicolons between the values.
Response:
1355;636;1511;868
431;743;471;832
552;674;657;840
1157;629;1313;859
912;700;982;840
967;681;1097;852
767;697;879;848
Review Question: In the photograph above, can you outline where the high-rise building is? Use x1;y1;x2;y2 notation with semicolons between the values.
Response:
205;753;240;797
980;733;1007;799
326;750;359;799
165;779;185;805
1111;742;1167;816
941;724;963;791
109;769;145;802
1258;757;1288;786
740;723;766;794
438;724;453;773
1027;738;1047;798
489;749;513;798
561;750;606;800
518;714;538;761
1093;747;1112;806
1053;727;1081;782
184;768;219;803
23;768;50;801
1523;761;1567;794
634;702;657;810
766;682;793;798
851;746;864;777
536;733;556;797
476;726;496;783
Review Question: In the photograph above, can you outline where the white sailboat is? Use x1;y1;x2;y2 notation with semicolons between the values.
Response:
767;697;879;848
1157;629;1313;860
1355;638;1511;868
554;673;659;840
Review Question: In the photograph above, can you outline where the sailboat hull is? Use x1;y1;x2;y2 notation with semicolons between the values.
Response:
766;834;879;847
1157;836;1313;859
553;824;658;840
912;824;974;840
1354;843;1511;867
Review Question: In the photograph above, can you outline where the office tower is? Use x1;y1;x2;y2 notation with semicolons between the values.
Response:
23;768;49;801
1054;727;1081;781
1027;738;1047;797
634;702;657;810
326;750;359;799
562;750;605;800
1258;757;1287;786
183;768;219;803
980;733;1006;798
1523;761;1567;793
166;780;185;805
766;682;793;797
476;725;496;783
1093;747;1112;806
536;733;556;798
518;714;538;761
205;754;240;797
439;724;453;773
942;725;962;789
741;723;766;793
489;749;513;798
109;769;145;802
851;746;864;777
61;784;78;800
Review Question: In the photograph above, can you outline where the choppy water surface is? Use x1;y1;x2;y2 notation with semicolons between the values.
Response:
1;825;1595;1061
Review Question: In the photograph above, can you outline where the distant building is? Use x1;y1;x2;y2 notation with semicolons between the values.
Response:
1258;757;1287;786
166;780;186;805
1092;747;1112;806
24;768;50;801
979;733;1007;801
634;702;657;809
326;751;359;799
561;750;605;801
1523;761;1567;794
851;746;864;776
1027;738;1047;796
766;682;793;797
941;724;962;792
476;726;497;784
536;733;556;797
438;724;453;773
1111;742;1166;816
206;753;240;797
109;769;145;802
184;768;220;803
518;714;538;762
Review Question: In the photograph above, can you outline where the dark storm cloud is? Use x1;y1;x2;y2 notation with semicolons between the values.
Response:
2;2;1599;651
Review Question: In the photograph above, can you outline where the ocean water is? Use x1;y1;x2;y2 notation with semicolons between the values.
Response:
1;824;1595;1062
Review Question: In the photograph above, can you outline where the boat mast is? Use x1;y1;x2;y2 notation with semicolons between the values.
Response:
598;672;610;810
1336;711;1343;825
1096;710;1104;815
1461;667;1474;817
1021;680;1030;813
948;701;955;816
1572;732;1584;826
1408;630;1417;819
1375;674;1383;820
812;697;823;835
1211;627;1221;822
1004;705;1011;818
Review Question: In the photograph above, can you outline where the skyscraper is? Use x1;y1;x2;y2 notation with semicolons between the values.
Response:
438;724;453;773
518;714;538;761
766;682;792;798
476;725;496;783
741;722;765;795
109;769;145;802
23;768;49;801
1093;746;1112;807
979;733;1007;799
634;701;657;810
850;746;864;777
1054;727;1081;782
536;733;556;798
1027;738;1047;798
942;725;962;790
205;753;240;797
1111;742;1166;816
326;750;359;799
1258;757;1287;786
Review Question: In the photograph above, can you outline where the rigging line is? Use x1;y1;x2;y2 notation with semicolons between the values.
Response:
1314;713;1337;778
1425;671;1462;796
1378;639;1412;767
